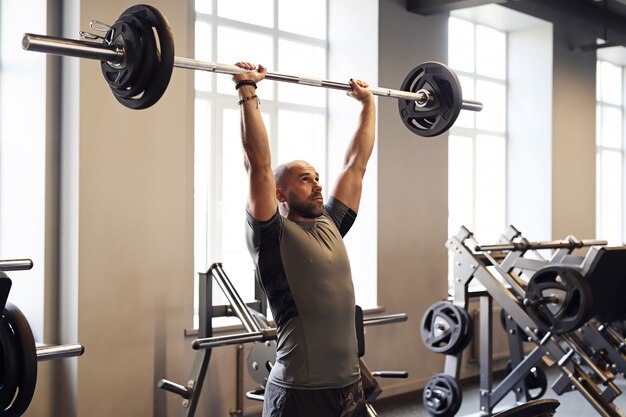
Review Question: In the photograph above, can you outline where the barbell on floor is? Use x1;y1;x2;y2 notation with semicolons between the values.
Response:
22;4;483;137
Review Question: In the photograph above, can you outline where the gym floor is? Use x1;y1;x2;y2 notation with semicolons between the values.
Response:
373;366;626;416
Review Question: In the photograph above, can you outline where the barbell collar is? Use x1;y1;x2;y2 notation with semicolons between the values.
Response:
36;344;85;362
0;259;34;271
22;33;482;112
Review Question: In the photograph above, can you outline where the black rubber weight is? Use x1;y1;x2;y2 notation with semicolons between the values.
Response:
0;319;19;413
108;4;175;110
1;303;37;417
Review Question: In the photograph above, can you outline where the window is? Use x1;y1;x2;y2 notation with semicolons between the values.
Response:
448;17;508;291
0;0;48;339
195;0;353;324
448;17;508;244
596;60;624;245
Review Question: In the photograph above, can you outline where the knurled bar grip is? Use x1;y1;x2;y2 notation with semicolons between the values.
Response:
22;33;483;112
0;259;33;271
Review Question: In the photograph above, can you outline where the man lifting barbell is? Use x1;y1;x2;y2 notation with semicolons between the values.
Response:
233;61;375;417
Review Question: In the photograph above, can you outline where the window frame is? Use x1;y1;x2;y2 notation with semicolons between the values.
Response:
447;17;509;293
193;0;331;325
595;59;626;245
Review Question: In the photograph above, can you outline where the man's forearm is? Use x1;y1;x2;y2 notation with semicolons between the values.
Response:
239;85;271;171
343;99;376;171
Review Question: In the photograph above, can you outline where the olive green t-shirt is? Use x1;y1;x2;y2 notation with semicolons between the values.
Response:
246;197;360;389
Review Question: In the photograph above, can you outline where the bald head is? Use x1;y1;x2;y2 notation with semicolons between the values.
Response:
274;160;316;189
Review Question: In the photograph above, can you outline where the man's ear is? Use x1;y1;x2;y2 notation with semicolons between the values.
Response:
276;188;286;203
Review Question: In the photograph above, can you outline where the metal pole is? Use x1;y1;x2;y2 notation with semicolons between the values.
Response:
211;264;260;334
0;259;33;271
475;239;608;252
192;331;269;350
36;344;84;361
22;33;483;111
363;313;407;327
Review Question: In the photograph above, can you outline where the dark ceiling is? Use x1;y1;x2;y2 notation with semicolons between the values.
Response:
407;0;626;19
406;0;626;49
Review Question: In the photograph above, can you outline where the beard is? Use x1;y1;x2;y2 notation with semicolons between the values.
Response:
288;197;324;219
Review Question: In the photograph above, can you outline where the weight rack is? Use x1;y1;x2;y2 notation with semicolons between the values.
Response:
421;226;626;417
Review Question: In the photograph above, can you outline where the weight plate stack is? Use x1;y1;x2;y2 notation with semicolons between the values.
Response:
101;4;175;110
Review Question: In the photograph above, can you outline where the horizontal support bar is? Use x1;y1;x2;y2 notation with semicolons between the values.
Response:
192;329;277;350
475;239;607;252
372;371;408;378
363;313;408;326
158;379;190;399
0;259;33;272
36;344;84;362
191;312;406;350
22;33;482;112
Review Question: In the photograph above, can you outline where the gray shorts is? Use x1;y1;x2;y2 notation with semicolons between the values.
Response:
262;380;367;417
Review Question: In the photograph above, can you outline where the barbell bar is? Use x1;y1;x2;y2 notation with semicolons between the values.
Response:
475;238;608;252
22;33;483;113
21;4;483;137
0;259;33;272
36;344;85;362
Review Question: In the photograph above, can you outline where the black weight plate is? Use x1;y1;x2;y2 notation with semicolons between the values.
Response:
398;62;463;137
0;319;19;412
423;373;462;417
101;18;145;92
525;366;548;400
525;266;593;334
421;301;471;355
0;271;10;314
109;4;175;110
246;341;276;387
108;13;158;99
506;362;548;401
2;302;37;417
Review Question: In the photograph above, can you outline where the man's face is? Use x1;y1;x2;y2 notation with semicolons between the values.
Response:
278;162;323;219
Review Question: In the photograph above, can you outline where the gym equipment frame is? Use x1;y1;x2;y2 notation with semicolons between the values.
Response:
159;263;408;417
0;259;84;417
422;226;626;417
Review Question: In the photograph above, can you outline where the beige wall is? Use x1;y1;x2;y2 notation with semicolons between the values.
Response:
375;0;450;392
22;0;603;416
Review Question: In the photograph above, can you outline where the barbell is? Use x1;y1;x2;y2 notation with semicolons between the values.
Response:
22;4;483;137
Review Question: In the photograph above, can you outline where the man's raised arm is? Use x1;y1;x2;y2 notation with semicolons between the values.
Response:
331;80;376;213
233;62;277;221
